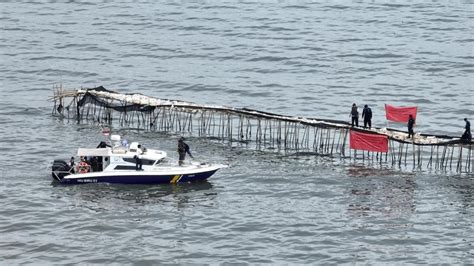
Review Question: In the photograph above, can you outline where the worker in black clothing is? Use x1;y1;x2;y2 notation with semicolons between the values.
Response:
69;157;75;174
178;137;194;166
461;118;471;142
134;155;142;170
96;141;110;171
362;104;372;129
96;141;111;148
407;114;415;139
350;103;359;127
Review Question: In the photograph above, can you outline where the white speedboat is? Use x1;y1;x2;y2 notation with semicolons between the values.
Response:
51;135;225;185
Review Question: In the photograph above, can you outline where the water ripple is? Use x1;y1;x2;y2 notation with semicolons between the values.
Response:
0;1;472;264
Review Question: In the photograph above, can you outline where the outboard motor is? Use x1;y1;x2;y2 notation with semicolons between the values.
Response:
52;160;73;181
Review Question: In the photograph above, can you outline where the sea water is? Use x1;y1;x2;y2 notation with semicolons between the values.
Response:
0;1;472;264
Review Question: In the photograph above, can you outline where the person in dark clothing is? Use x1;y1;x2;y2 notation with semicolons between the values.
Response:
96;141;111;148
362;104;372;129
350;103;359;127
178;137;193;166
69;157;75;174
407;114;415;139
95;142;110;171
461;118;471;142
89;156;99;172
134;155;142;170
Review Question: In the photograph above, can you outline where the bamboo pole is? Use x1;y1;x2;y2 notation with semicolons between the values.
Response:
52;88;473;173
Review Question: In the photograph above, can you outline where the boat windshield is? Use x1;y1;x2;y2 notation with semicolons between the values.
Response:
122;157;157;166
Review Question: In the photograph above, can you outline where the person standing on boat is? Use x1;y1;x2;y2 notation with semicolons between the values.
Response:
69;157;75;174
461;118;471;142
134;155;142;171
350;103;359;127
178;137;193;166
138;144;146;154
362;104;372;129
96;141;110;148
407;114;415;139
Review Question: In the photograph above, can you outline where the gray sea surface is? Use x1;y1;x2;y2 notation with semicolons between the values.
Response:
0;1;473;264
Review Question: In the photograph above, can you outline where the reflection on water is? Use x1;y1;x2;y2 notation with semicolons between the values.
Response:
445;175;474;211
346;166;416;221
1;1;473;263
51;181;215;210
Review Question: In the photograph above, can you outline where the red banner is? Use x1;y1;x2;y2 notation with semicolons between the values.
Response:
385;104;417;123
350;130;388;152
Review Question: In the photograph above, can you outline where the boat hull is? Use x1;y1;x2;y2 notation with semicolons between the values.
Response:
59;168;220;185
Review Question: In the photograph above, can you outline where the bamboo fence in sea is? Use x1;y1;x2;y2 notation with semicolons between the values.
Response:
51;85;473;173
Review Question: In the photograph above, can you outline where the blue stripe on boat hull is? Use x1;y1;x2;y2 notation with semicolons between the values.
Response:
60;169;218;185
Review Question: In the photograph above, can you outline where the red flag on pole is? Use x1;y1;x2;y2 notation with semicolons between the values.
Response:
385;104;417;123
350;130;388;152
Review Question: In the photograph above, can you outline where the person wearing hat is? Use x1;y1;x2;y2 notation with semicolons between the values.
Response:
178;137;193;166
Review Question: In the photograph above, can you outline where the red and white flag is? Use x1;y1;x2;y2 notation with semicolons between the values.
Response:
385;104;417;123
350;130;388;152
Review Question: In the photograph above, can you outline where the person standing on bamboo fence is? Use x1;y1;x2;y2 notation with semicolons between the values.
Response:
362;104;372;129
407;114;415;139
350;103;359;127
461;118;471;142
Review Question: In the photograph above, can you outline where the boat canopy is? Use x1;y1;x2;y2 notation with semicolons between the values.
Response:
77;148;110;157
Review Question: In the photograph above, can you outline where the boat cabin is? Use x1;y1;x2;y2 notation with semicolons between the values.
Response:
75;135;167;173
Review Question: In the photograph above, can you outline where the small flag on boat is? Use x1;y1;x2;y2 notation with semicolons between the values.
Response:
385;104;417;123
350;130;388;152
102;127;110;136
